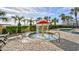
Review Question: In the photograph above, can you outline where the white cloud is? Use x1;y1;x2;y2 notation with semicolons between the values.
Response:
0;7;20;13
0;7;54;18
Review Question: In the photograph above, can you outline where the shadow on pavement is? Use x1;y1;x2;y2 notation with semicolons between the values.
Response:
50;38;79;51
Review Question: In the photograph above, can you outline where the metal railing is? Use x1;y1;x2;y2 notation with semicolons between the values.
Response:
53;32;60;43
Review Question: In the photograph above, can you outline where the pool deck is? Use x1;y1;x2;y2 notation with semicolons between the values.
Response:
49;30;79;44
49;30;79;51
2;38;63;51
1;29;79;51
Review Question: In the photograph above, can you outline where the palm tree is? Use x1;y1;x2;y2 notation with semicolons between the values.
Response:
65;16;73;25
22;19;26;26
36;17;42;23
0;11;5;16
44;16;49;20
12;15;24;33
44;16;51;21
70;7;79;27
0;11;8;22
59;13;66;25
29;18;33;31
51;18;58;28
37;17;42;20
32;20;35;25
12;15;24;26
29;19;32;26
1;17;8;22
12;16;17;24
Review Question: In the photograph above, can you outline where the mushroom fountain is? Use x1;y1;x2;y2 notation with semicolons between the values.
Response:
29;19;60;41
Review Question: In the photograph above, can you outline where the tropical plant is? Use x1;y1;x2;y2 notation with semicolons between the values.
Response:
65;16;73;25
12;16;17;24
51;18;58;27
22;19;26;26
29;19;33;31
44;16;51;21
70;7;79;27
37;17;42;20
1;17;8;22
0;11;9;22
12;15;24;26
12;15;24;33
59;13;66;24
44;16;49;20
29;19;32;26
0;11;5;16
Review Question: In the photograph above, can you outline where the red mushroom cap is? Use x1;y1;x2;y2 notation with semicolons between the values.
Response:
37;19;49;24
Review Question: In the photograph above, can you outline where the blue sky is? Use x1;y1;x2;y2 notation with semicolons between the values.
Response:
0;7;78;25
0;7;72;18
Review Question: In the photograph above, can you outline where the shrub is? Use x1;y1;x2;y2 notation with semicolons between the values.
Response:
2;28;8;34
30;25;36;31
6;26;31;34
20;26;29;32
0;26;3;34
6;26;17;34
5;25;73;34
49;25;73;29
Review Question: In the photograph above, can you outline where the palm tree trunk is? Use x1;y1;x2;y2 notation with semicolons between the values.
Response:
63;21;64;25
54;21;56;28
24;21;25;26
67;20;69;25
30;21;32;31
75;15;78;28
33;21;34;25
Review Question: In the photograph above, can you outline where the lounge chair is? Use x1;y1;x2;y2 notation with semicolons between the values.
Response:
0;32;9;51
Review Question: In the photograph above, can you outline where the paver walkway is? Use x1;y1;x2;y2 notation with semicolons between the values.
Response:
2;30;79;51
2;38;63;51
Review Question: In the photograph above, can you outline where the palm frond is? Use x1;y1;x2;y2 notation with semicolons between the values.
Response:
0;11;6;16
2;17;8;22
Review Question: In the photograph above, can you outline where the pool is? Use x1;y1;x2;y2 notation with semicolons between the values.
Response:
59;28;79;35
29;32;60;41
59;28;72;32
71;32;79;34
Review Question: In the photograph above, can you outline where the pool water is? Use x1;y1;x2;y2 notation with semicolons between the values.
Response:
29;32;59;41
60;28;72;32
72;32;79;34
60;28;79;35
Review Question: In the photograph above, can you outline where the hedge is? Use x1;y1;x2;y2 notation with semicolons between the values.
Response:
5;25;36;34
2;25;73;34
6;26;29;34
49;25;73;29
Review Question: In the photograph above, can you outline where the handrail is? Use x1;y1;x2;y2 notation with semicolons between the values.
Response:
53;32;60;42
